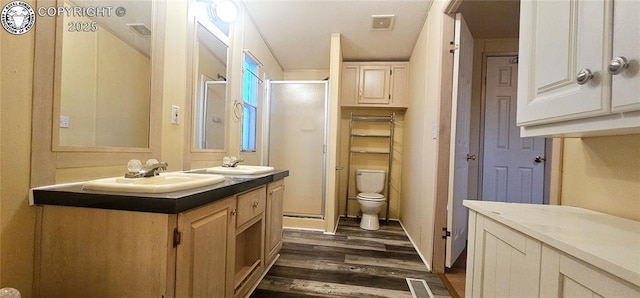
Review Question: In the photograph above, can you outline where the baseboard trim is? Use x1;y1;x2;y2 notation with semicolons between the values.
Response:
399;220;432;272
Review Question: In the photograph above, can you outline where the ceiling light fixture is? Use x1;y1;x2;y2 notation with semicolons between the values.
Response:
212;0;238;23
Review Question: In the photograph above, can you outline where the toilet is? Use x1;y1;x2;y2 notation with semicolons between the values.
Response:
355;169;386;230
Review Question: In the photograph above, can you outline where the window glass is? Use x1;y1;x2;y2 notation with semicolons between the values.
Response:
242;54;259;152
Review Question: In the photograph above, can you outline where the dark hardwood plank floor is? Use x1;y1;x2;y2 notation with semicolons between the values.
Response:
251;218;452;298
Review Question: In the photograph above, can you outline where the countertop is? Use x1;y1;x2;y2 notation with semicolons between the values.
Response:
31;170;289;214
463;200;640;287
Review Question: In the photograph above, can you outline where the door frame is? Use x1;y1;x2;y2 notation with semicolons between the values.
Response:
432;0;564;274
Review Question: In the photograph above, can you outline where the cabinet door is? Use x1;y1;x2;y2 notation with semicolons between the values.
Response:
390;64;408;108
340;63;360;106
265;180;284;264
517;0;612;126
176;198;236;298
468;213;542;297
540;246;640;297
359;65;390;104
611;0;640;113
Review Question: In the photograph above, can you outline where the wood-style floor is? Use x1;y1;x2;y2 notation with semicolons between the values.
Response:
442;250;466;298
251;218;451;297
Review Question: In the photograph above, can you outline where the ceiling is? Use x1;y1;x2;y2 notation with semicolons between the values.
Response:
242;0;432;70
241;0;520;71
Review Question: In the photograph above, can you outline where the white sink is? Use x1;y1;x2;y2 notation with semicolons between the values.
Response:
206;165;274;175
82;172;226;194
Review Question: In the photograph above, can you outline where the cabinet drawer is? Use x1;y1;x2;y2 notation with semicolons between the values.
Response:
236;187;265;228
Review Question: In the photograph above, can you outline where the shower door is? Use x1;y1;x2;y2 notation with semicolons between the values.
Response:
267;81;327;218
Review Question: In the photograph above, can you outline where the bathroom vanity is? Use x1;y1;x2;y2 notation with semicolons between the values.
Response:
31;170;288;298
464;200;639;297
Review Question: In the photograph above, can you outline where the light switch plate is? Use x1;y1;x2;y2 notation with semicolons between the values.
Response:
171;105;179;124
59;116;70;128
432;124;438;139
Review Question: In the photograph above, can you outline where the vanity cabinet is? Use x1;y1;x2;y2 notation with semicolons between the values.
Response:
34;175;287;298
517;0;640;137
466;210;542;297
464;201;640;298
265;180;284;265
233;186;266;298
341;62;409;108
176;197;236;298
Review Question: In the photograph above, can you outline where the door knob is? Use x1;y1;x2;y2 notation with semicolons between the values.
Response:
576;68;593;85
608;56;629;75
534;156;546;163
466;154;476;161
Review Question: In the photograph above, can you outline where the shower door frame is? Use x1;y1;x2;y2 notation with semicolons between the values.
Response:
264;80;328;218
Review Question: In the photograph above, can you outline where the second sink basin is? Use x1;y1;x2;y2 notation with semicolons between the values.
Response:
82;172;226;194
206;165;275;175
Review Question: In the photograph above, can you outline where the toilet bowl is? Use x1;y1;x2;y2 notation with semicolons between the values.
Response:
355;169;386;230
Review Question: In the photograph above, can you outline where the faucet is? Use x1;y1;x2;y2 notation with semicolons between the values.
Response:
125;161;168;178
222;157;243;168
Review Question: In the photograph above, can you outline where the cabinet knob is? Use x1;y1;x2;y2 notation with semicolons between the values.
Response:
608;56;629;75
576;68;593;85
466;153;477;161
231;209;237;216
534;156;546;163
252;201;259;208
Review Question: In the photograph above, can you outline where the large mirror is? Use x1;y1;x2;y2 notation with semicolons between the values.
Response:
55;0;153;148
192;21;229;151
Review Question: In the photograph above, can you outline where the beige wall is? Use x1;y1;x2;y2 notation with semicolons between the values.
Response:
401;0;449;269
561;135;640;221
1;0;36;294
283;70;329;80
238;3;284;166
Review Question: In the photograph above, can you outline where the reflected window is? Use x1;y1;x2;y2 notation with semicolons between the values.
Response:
242;53;260;152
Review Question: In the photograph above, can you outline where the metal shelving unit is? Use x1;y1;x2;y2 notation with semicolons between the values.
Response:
344;112;395;222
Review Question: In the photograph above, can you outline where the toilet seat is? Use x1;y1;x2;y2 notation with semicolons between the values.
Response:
357;193;385;201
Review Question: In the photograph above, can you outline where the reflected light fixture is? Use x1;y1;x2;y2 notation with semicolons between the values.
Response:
212;0;238;23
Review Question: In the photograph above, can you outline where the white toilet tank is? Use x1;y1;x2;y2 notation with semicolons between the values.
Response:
356;169;386;193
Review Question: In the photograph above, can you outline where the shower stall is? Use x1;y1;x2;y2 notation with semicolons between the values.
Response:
266;81;328;218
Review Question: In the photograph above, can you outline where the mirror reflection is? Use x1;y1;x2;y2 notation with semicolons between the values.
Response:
57;0;152;148
193;22;228;150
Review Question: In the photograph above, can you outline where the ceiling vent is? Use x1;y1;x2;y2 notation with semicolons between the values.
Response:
371;15;395;30
127;23;152;37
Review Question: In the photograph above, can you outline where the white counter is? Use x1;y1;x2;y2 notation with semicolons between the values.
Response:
463;200;640;287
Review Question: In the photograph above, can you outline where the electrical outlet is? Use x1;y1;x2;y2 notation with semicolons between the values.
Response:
59;116;70;128
171;105;179;125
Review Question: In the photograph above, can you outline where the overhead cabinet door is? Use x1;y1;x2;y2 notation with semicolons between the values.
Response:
517;0;612;126
359;65;390;104
611;0;640;112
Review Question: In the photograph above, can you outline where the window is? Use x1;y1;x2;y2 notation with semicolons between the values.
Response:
242;53;260;152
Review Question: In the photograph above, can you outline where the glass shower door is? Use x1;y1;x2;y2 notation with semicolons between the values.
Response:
267;81;327;218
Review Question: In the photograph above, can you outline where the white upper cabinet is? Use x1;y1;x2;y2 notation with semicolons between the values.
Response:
611;0;640;113
517;0;640;137
341;62;409;109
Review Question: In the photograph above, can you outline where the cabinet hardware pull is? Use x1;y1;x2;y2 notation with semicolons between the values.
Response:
466;154;477;161
231;209;237;216
608;56;629;75
576;68;593;85
252;202;259;208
